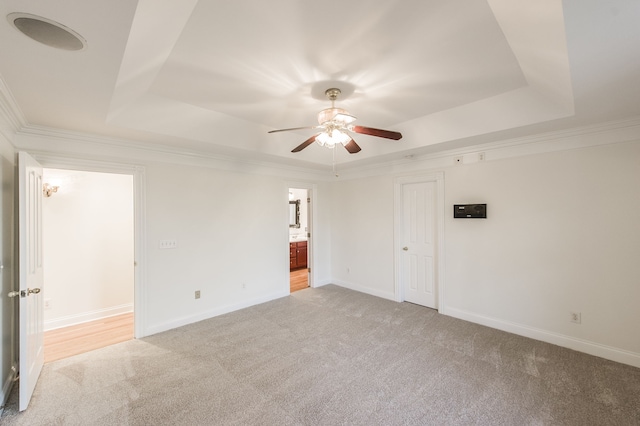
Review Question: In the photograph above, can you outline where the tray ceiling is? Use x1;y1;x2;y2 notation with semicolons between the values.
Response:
0;0;639;169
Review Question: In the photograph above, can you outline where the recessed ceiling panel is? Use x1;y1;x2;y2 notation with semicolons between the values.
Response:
150;0;526;130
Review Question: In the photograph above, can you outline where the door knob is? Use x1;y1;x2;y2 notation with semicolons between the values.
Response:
402;247;408;251
7;288;40;298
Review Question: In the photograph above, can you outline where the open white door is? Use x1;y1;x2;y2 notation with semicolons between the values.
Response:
17;151;45;411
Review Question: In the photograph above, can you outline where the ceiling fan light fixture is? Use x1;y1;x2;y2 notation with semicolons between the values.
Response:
318;107;349;124
333;112;356;124
316;129;350;148
269;86;401;155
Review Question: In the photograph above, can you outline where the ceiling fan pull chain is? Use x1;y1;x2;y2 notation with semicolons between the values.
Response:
333;145;339;177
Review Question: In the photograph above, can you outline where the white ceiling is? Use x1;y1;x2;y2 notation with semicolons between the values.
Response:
1;0;639;170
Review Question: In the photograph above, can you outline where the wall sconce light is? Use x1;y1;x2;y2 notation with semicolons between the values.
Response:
43;183;59;197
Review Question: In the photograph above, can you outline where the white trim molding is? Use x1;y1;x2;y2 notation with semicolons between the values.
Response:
15;124;332;181
332;280;396;302
7;106;640;184
133;167;147;338
445;307;640;369
145;290;289;337
334;117;640;181
44;304;134;332
32;154;148;338
0;77;26;138
286;181;319;289
0;362;17;412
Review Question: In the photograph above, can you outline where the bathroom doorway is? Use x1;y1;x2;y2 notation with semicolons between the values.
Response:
289;187;310;292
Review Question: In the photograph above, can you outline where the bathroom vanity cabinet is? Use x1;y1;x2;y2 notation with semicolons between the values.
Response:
289;241;307;270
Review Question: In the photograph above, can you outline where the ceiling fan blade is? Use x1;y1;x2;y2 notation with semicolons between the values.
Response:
268;126;318;134
343;138;361;154
350;125;402;140
291;134;319;153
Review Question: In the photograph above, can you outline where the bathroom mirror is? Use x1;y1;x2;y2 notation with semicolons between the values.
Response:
289;200;300;228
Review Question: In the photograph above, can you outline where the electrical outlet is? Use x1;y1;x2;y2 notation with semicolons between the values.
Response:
159;239;178;249
242;283;246;290
478;152;485;161
195;290;200;299
454;156;463;165
570;312;581;324
44;299;52;310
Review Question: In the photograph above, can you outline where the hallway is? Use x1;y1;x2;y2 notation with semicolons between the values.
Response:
44;313;133;363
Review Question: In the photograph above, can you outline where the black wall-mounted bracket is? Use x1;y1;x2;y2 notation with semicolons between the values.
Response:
454;204;487;218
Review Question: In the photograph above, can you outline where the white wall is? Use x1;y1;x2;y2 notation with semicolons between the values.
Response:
23;145;334;337
9;117;639;368
42;169;134;330
143;163;291;334
330;175;396;299
311;181;333;286
443;141;640;360
329;140;640;366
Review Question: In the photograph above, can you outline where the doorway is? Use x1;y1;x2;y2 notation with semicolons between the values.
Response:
42;169;134;361
289;187;310;292
394;173;444;309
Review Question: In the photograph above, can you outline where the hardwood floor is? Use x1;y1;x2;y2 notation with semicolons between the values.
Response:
44;313;134;363
290;268;309;292
44;273;308;364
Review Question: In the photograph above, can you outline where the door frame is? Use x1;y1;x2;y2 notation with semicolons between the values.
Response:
393;172;445;309
31;154;146;338
286;182;317;289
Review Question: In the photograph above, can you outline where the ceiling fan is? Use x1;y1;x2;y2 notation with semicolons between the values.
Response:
268;88;402;154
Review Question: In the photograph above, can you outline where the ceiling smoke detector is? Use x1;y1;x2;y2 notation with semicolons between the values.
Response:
7;12;86;51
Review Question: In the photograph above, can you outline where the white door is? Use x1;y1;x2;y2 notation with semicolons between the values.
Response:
401;181;437;308
306;191;312;287
18;151;45;411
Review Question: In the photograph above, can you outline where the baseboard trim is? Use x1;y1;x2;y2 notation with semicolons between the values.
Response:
44;304;134;332
312;278;332;288
443;306;640;369
144;290;289;337
332;280;396;301
0;362;17;410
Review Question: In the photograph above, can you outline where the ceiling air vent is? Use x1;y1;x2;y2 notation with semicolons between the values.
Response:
7;12;86;51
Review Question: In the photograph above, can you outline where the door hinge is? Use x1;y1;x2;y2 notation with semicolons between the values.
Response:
307;268;311;273
307;197;310;203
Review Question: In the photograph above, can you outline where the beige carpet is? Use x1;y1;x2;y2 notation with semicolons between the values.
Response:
2;285;639;425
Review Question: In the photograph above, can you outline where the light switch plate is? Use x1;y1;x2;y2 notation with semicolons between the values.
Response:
159;239;178;249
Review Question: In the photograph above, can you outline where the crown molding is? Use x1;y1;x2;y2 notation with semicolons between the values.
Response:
9;106;640;183
334;116;640;180
15;124;335;181
0;74;27;142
